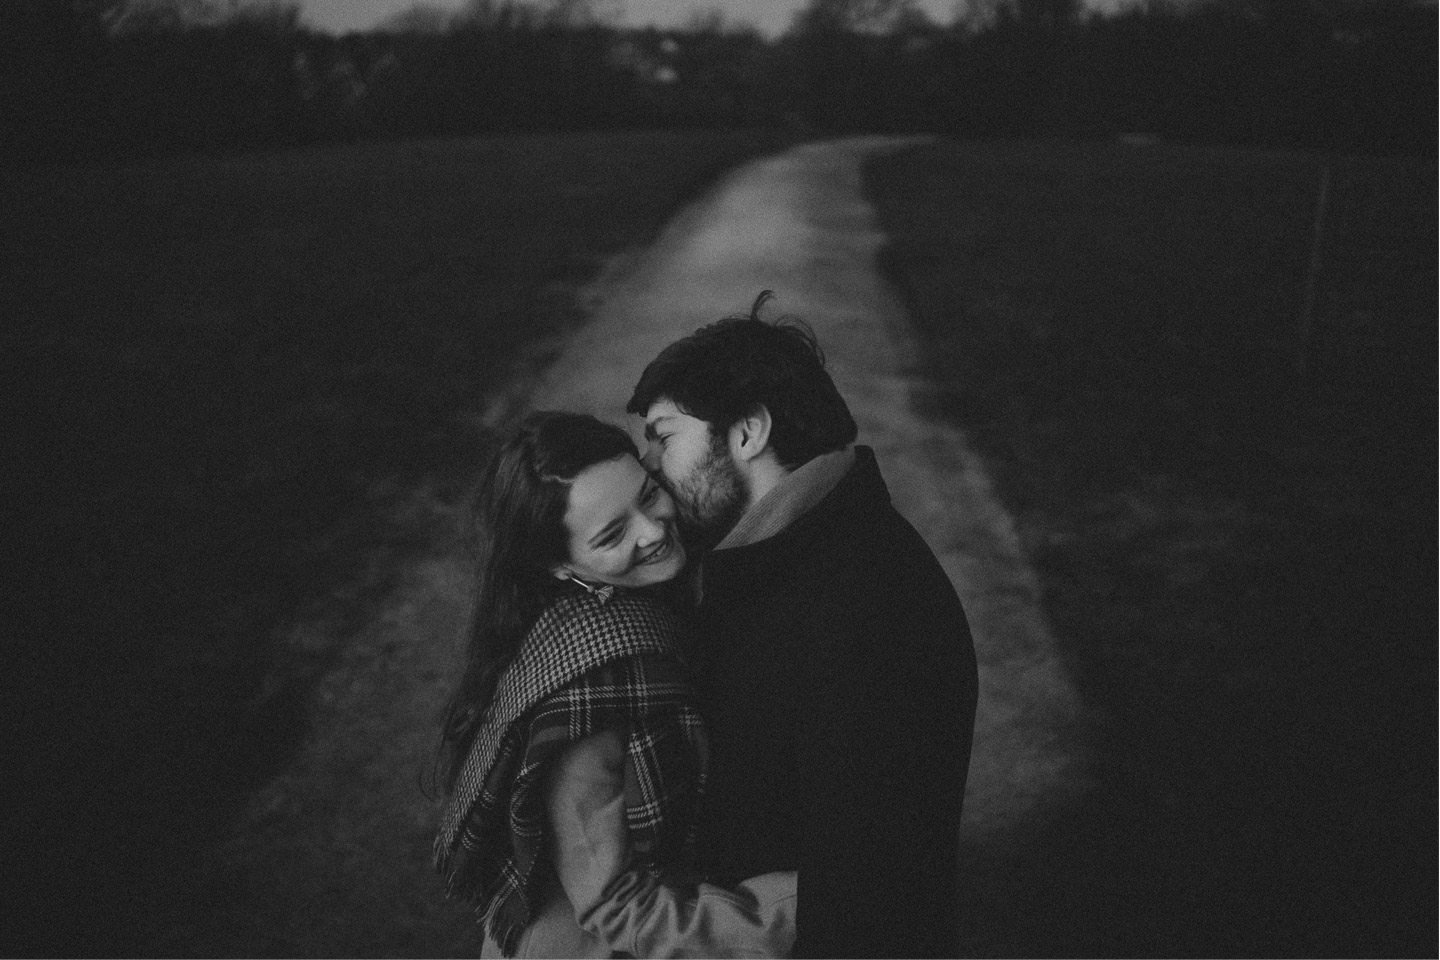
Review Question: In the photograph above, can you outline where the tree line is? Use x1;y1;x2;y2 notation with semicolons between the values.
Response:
2;0;1433;160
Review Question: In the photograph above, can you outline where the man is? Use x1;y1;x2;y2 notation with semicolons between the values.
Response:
627;293;979;958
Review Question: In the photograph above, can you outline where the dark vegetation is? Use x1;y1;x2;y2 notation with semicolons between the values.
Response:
2;0;1433;162
866;138;1436;957
2;0;1432;955
2;127;795;957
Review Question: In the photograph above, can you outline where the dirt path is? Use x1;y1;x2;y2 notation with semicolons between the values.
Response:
183;137;1088;957
520;136;1089;842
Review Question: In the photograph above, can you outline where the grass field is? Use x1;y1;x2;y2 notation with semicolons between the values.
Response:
866;139;1436;957
5;129;1431;957
2;128;795;956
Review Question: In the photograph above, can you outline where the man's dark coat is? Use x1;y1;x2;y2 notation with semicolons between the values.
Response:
689;445;979;958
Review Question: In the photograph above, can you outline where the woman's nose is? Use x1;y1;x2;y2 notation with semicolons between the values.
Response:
634;512;665;546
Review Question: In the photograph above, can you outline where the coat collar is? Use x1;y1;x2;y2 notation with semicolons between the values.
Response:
714;446;857;551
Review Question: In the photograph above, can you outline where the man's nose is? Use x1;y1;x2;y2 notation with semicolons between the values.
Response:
640;443;660;472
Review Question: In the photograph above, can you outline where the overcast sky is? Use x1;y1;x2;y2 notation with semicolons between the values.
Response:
298;0;969;36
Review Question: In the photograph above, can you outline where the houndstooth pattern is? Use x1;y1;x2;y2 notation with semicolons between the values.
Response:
436;590;679;848
433;590;706;956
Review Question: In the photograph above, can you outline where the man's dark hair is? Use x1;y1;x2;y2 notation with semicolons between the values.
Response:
627;291;858;470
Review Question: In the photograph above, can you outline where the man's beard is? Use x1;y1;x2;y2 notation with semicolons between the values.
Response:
670;434;747;553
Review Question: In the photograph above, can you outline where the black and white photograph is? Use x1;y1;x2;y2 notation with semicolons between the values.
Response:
3;0;1434;956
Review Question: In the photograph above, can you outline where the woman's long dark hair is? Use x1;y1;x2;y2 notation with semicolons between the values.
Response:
436;411;637;794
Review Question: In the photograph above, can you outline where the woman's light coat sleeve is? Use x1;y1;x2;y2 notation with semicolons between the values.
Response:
545;728;797;958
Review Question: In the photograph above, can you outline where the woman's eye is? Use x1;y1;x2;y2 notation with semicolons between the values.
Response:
640;484;659;505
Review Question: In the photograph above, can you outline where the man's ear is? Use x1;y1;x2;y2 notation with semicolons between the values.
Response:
728;406;773;463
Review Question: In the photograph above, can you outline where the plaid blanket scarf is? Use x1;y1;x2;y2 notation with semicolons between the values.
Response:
434;589;707;956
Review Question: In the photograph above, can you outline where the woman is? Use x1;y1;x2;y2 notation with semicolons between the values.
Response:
433;411;794;958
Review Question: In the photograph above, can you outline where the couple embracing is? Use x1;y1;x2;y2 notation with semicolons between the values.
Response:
433;293;979;958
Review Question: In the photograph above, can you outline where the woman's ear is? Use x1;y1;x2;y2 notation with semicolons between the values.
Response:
550;565;572;582
729;405;773;463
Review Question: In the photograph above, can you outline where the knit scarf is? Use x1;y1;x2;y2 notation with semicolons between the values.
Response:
433;589;706;957
715;447;856;551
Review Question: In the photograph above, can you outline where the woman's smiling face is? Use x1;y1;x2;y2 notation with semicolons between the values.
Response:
555;453;686;589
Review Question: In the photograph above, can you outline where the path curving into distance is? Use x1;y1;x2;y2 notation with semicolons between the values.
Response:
180;137;1088;957
518;136;1089;842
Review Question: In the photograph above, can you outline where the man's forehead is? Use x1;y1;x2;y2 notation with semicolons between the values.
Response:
643;398;688;423
642;400;711;442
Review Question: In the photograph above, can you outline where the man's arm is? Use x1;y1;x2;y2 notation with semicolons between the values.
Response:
790;587;972;958
789;634;897;958
546;728;797;958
